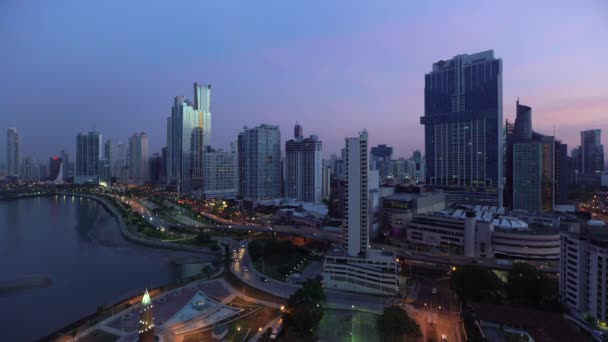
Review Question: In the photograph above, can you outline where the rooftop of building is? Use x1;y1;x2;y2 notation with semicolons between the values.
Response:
326;248;396;263
383;191;444;202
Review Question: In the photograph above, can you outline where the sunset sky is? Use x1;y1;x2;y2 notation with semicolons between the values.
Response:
1;0;607;160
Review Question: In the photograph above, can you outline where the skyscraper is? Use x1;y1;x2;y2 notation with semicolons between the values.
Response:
129;132;149;183
49;156;63;182
421;50;503;206
6;128;20;179
114;142;127;183
100;139;112;184
322;130;400;296
166;83;212;194
60;149;70;181
554;140;569;205
237;124;281;201
201;148;238;199
509;101;555;212
345;130;369;257
580;129;604;174
285;123;323;204
370;144;393;181
75;132;102;184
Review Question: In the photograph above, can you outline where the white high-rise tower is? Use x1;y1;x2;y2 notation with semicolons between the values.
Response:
345;130;369;257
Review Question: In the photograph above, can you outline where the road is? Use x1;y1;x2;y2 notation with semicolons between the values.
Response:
373;243;560;274
413;275;463;342
229;239;389;312
119;195;558;274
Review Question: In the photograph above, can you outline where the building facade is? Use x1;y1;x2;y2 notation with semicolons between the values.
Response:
6;128;20;179
285;124;322;204
129;132;149;183
49;156;62;182
75;132;102;184
237;124;281;201
345;130;369;257
580;129;604;174
560;228;608;326
201;148;238;199
421;50;503;207
166;83;212;194
370;144;393;181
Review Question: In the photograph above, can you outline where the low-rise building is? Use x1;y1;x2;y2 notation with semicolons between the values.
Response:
322;248;401;296
381;190;445;237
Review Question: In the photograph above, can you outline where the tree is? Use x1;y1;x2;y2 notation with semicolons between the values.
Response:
376;306;421;342
506;262;552;306
450;265;501;300
282;279;326;339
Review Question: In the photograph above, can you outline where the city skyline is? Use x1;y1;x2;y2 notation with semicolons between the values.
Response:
1;1;607;161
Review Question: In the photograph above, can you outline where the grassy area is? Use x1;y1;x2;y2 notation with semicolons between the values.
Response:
249;239;308;281
317;310;380;342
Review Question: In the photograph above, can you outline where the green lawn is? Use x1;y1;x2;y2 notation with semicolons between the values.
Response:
248;239;308;281
317;310;380;342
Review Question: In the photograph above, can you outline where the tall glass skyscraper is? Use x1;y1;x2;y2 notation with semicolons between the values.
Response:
166;83;212;194
421;50;503;206
237;124;281;201
75;132;102;184
580;129;604;174
6;128;20;179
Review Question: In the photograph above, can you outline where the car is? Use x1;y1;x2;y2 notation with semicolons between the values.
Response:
260;276;268;282
432;288;438;294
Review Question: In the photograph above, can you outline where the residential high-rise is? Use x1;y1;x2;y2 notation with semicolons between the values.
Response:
345;130;369;257
580;129;604;174
129;132;149;183
421;50;503;206
321;166;331;201
285;123;322;204
60;150;70;181
6;128;20;179
114;142;127;183
554;140;569;205
201;148;238;199
560;227;608;327
166;83;212;194
237;124;281;201
75;132;102;184
322;130;400;296
21;157;39;182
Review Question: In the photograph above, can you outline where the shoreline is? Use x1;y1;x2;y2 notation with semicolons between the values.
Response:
2;191;222;341
2;192;218;256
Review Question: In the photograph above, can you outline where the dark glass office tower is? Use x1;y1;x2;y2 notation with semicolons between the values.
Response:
421;50;503;206
580;129;604;174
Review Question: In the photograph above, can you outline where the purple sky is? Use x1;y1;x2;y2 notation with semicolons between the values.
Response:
1;0;607;162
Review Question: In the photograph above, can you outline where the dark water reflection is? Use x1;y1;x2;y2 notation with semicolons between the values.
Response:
0;196;206;341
